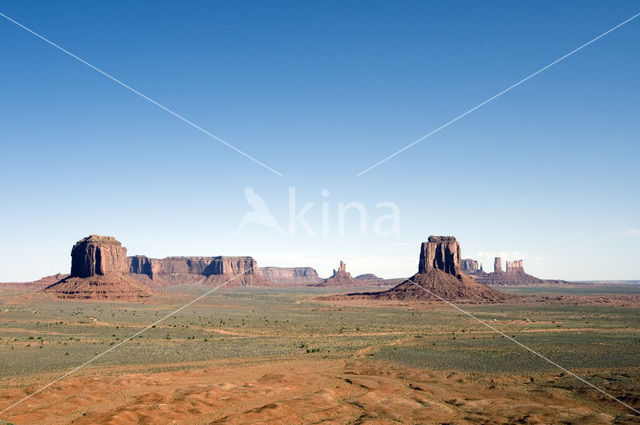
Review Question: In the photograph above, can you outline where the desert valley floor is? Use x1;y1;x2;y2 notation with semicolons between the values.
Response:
0;284;639;425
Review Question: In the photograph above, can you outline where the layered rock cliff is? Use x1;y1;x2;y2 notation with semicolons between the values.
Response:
129;255;153;277
419;236;461;275
127;255;268;286
70;235;129;278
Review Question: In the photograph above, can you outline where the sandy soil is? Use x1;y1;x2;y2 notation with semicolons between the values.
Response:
1;358;638;425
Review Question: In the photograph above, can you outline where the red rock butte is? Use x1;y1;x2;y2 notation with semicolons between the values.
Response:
419;236;462;275
70;235;129;278
315;261;360;287
342;235;509;303
45;235;154;301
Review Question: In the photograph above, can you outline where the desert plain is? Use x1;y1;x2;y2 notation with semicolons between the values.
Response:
1;283;639;425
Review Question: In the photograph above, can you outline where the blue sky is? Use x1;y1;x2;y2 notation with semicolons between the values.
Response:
1;0;638;281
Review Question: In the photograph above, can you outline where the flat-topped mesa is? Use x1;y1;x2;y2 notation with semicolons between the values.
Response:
128;256;257;278
70;235;129;278
418;236;461;275
494;257;503;274
127;255;268;286
156;256;256;276
258;267;321;285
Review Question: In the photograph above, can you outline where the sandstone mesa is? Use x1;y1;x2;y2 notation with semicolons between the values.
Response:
128;255;269;287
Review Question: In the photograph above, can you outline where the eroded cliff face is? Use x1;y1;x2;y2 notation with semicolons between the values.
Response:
494;257;503;274
418;236;461;275
128;255;153;277
70;235;129;278
127;255;266;286
151;257;210;275
204;257;257;276
505;260;524;272
128;256;257;278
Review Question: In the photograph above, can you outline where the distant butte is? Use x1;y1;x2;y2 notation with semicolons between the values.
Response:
315;261;360;287
331;236;509;303
462;256;569;286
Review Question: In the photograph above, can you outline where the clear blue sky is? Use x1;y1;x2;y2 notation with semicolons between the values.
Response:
1;0;638;281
